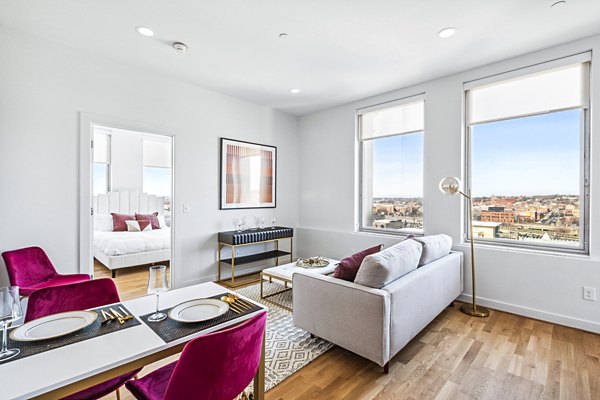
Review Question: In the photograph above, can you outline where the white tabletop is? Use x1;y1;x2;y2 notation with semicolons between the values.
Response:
0;282;265;400
262;259;340;281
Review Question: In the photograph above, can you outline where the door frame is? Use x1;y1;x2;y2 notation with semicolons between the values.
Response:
79;112;176;288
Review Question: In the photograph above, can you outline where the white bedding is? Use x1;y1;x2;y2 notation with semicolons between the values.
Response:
94;227;171;256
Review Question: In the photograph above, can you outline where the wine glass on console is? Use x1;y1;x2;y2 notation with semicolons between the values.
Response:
0;286;23;362
147;266;169;322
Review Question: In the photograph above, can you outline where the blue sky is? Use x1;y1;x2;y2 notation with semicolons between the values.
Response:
372;109;581;198
471;110;580;196
372;132;423;197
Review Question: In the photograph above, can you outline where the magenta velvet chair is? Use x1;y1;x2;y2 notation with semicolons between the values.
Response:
26;278;141;400
2;246;90;296
126;312;267;400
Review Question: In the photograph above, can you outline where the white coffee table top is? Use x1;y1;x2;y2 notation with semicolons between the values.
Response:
262;259;340;281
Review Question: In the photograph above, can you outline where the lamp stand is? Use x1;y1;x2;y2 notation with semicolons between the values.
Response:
459;189;490;318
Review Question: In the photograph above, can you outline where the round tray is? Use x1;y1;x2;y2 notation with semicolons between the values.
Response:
296;257;330;269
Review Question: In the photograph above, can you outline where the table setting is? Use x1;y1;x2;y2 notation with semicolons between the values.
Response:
0;265;267;400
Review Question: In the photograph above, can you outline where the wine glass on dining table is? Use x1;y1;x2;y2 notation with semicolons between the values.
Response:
0;286;23;362
147;265;169;322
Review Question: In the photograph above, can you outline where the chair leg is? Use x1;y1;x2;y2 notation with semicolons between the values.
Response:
112;270;116;278
383;362;389;374
116;388;121;400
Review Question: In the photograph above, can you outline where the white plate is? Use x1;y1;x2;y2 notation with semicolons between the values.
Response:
168;299;230;323
10;310;98;342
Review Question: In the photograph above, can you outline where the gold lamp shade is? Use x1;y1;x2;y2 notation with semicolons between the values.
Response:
439;176;461;196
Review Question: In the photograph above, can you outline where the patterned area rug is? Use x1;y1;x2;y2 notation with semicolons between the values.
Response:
236;282;333;393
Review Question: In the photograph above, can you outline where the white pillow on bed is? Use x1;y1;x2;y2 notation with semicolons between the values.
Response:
126;220;153;232
158;214;167;228
93;214;114;232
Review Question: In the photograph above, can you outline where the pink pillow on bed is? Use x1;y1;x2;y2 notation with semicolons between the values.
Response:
135;212;160;230
111;213;136;232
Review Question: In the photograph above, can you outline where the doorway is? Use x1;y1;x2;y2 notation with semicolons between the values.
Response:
80;114;174;300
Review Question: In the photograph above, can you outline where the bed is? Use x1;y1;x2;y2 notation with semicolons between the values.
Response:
93;190;171;277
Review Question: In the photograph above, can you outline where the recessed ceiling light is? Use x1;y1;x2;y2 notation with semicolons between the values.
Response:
290;89;300;94
551;1;566;8
438;27;457;38
135;26;154;37
172;42;188;53
279;33;288;39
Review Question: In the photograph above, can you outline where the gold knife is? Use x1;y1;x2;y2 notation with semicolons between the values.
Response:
109;308;125;324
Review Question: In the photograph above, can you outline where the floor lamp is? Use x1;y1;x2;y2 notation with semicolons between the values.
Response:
439;176;490;318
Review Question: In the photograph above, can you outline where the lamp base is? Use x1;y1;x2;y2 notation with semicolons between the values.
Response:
460;304;490;317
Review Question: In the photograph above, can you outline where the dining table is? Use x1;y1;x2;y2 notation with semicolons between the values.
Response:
0;282;267;400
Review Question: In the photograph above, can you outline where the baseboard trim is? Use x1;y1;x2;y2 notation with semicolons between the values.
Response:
457;294;600;334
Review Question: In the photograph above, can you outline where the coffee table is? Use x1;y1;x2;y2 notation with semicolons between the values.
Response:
260;259;339;311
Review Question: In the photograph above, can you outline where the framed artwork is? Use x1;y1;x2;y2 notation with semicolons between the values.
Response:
220;138;277;209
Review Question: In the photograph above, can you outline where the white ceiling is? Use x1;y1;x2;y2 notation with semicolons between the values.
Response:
1;0;600;116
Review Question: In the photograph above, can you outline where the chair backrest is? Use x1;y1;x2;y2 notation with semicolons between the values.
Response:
25;278;120;322
2;246;58;288
164;312;267;400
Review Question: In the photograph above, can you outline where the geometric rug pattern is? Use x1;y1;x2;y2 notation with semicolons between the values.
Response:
236;282;333;393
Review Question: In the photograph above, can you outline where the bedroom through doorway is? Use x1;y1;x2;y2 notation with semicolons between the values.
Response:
90;124;173;301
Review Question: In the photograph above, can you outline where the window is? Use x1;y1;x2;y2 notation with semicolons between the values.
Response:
93;130;110;195
465;53;590;252
358;96;425;234
143;139;172;198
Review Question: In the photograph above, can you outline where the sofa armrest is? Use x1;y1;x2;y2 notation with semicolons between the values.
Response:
292;272;391;366
382;251;463;358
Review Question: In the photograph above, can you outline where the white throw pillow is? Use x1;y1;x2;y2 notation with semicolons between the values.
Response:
157;214;167;228
93;214;114;232
354;239;423;289
125;220;153;232
413;234;452;266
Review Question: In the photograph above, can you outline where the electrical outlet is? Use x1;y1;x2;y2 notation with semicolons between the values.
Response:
583;286;596;301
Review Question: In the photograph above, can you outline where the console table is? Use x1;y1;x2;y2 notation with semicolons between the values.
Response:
217;226;294;288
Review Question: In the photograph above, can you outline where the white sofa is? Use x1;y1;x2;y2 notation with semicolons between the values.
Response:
293;248;462;372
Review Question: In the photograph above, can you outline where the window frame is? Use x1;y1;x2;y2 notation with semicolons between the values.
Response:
357;94;426;236
92;132;111;195
464;54;591;254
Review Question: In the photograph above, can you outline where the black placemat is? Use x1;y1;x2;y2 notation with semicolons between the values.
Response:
2;304;140;364
140;294;264;343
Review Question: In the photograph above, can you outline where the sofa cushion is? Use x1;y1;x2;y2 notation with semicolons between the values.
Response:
354;239;422;289
413;234;452;266
333;244;382;282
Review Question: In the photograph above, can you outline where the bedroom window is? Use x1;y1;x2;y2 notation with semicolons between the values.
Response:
93;131;111;195
143;139;172;199
465;53;590;253
358;95;425;235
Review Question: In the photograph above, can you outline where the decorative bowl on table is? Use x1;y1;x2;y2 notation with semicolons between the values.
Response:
296;256;330;269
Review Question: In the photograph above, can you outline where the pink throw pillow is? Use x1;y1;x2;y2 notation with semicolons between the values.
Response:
135;212;160;230
111;213;136;232
333;244;383;282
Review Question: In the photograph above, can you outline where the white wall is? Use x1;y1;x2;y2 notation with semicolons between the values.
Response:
0;27;299;288
297;35;600;333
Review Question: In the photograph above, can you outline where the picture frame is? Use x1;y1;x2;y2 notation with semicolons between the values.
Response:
220;138;277;209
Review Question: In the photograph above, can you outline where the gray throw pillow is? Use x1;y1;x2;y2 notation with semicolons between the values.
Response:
413;234;452;266
354;239;422;289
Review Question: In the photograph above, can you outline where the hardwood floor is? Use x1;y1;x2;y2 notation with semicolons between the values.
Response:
97;265;600;400
93;259;170;301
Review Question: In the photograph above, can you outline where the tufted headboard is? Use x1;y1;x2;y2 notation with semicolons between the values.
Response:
93;190;166;215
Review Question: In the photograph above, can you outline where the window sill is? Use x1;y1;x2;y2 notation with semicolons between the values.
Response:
457;240;590;259
356;228;424;239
